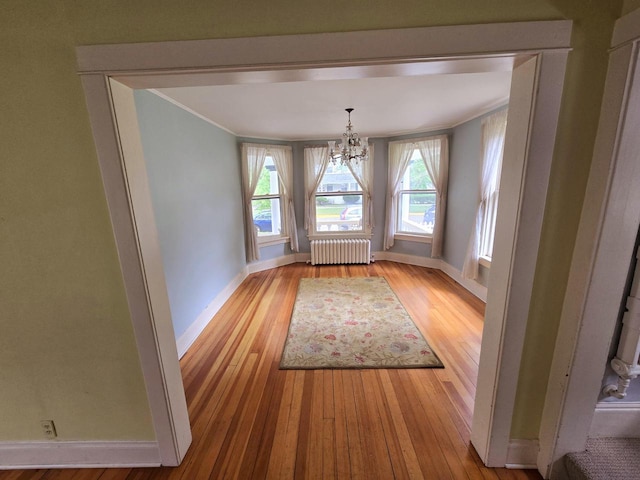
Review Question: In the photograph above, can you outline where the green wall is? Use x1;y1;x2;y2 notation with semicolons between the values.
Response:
0;0;625;444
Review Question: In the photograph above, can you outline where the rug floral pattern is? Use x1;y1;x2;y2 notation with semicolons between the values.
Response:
280;277;443;369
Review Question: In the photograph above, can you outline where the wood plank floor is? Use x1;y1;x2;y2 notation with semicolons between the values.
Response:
0;261;541;479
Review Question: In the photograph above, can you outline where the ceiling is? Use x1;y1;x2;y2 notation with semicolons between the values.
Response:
155;65;513;141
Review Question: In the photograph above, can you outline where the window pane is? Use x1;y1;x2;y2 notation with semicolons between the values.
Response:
254;156;280;196
315;195;363;232
252;198;282;236
480;191;499;258
404;150;435;190
397;193;436;234
318;163;362;193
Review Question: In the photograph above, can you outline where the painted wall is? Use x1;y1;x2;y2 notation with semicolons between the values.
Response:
134;91;246;340
0;0;622;446
444;108;508;286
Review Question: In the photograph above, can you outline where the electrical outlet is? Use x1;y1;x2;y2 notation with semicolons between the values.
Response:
40;420;57;439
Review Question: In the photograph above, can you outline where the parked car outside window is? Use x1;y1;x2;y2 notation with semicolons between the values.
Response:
254;211;272;233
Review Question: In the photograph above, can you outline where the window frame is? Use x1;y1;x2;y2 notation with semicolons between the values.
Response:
306;146;373;240
394;148;436;241
250;154;289;245
312;167;366;236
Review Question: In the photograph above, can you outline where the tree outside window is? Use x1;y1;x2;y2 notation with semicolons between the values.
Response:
251;156;283;237
397;149;436;235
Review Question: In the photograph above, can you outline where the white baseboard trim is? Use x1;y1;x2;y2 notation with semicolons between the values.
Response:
373;250;442;269
505;439;539;469
176;269;248;358
0;441;160;469
589;403;640;438
246;254;298;274
296;252;311;264
439;261;488;302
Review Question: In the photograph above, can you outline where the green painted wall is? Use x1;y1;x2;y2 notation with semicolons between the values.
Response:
0;0;625;443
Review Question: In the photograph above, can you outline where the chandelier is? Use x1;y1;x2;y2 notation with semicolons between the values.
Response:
328;108;369;166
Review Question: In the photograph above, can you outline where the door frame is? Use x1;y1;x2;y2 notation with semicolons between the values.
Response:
538;9;640;478
76;21;571;466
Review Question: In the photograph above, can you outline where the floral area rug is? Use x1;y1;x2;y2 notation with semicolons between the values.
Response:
280;277;443;369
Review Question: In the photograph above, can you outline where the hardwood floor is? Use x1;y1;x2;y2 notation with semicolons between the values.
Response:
0;261;541;479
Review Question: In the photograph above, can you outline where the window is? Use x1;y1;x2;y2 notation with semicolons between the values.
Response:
479;188;499;260
242;143;298;263
251;156;283;238
461;109;507;279
478;111;507;262
384;135;448;257
396;148;437;236
304;145;373;236
315;163;364;232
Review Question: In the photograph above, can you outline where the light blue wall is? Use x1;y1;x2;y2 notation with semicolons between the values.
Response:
445;118;481;270
444;107;508;287
134;90;246;339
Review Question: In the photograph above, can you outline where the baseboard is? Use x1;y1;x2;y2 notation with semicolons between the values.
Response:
505;439;539;469
589;403;640;438
246;254;298;274
0;441;160;469
439;261;488;302
176;269;248;358
373;250;442;269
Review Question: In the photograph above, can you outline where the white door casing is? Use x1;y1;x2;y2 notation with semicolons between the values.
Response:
76;22;571;467
537;9;640;479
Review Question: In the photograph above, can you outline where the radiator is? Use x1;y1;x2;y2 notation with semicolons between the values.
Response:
310;239;371;265
604;246;640;399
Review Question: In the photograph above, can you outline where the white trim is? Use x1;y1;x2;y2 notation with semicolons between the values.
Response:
451;99;510;128
439;261;488;302
176;270;248;358
82;77;191;466
589;404;640;438
246;254;298;274
374;250;442;269
612;8;640;49
394;233;433;244
505;439;539;469
479;256;492;268
257;235;290;247
148;89;237;135
0;441;160;469
537;17;640;478
472;51;567;467
76;22;571;76
76;22;571;471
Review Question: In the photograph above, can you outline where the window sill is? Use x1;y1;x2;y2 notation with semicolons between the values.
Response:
479;256;492;268
308;232;372;241
394;233;433;244
258;236;290;248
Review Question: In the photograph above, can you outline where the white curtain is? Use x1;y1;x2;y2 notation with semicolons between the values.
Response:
416;135;449;258
270;145;299;252
346;144;375;229
303;146;329;231
241;143;268;262
384;141;415;250
462;109;508;279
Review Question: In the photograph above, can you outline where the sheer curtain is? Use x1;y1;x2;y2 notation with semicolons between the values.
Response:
416;135;449;258
462;109;508;280
303;146;329;231
384;141;415;250
270;145;299;253
241;143;268;262
346;144;375;230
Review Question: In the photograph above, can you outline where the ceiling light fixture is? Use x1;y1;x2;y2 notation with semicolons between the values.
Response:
328;108;369;166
